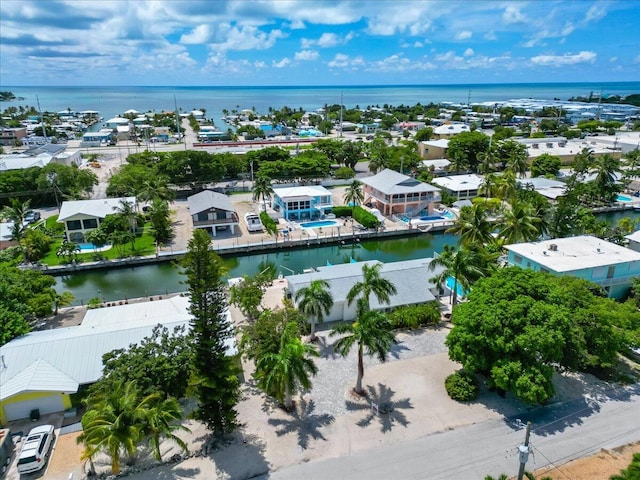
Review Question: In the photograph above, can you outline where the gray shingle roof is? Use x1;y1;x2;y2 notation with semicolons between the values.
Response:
187;190;235;214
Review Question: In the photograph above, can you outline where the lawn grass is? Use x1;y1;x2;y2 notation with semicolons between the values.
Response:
41;220;157;267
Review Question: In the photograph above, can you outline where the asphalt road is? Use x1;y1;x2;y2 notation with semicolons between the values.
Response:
260;384;640;480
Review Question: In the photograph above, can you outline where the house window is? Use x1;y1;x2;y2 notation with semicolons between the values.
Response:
197;212;209;222
83;218;98;229
513;254;522;264
66;220;82;230
607;266;615;279
540;267;549;273
216;211;227;220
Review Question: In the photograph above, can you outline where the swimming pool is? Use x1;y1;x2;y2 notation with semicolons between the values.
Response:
300;220;339;229
446;276;468;298
78;243;112;252
617;194;632;202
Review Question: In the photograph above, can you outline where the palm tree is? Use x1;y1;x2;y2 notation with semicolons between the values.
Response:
428;245;485;306
343;179;364;207
113;199;138;234
52;291;75;315
497;200;542;245
476;145;498;174
1;198;31;246
252;174;274;209
256;321;319;410
346;263;397;313
331;306;397;395
493;171;517;201
144;396;190;462
138;175;175;204
505;141;529;178
590;153;622;203
446;203;495;247
294;279;334;340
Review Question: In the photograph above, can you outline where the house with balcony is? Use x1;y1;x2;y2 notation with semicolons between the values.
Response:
57;197;136;243
431;174;485;201
504;235;640;299
187;190;239;236
272;185;333;221
360;169;440;217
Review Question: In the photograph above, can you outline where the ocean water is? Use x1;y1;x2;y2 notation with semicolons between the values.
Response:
3;82;638;129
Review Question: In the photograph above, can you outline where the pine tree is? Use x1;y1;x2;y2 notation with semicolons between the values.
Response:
182;229;240;434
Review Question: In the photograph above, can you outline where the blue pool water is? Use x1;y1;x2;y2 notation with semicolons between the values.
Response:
420;215;446;221
78;243;98;251
300;220;339;229
617;194;632;202
446;276;468;298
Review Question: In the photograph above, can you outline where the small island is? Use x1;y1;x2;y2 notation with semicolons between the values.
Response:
0;91;24;101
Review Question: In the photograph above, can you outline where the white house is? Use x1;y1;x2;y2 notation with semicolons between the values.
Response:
286;258;444;323
504;235;640;299
57;196;136;243
433;123;470;138
431;174;485;201
625;230;640;253
0;295;237;423
272;185;333;221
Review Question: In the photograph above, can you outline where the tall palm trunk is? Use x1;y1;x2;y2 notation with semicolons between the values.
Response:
310;316;317;340
284;384;292;410
355;343;364;394
452;277;459;306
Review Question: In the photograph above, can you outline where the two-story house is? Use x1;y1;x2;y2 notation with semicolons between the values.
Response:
187;190;239;237
58;197;136;243
272;185;333;221
504;235;640;299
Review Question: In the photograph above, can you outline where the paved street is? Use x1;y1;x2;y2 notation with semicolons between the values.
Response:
261;384;640;480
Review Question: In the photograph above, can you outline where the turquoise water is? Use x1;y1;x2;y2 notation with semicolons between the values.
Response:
446;276;468;299
78;243;99;251
617;194;632;202
300;220;339;229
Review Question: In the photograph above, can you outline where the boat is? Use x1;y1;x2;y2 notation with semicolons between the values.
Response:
244;212;263;232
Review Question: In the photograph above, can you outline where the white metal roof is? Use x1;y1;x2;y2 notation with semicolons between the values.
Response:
273;185;331;199
432;174;484;192
504;235;640;273
0;296;237;401
105;117;129;124
626;230;640;244
421;139;450;148
287;258;443;310
434;123;470;135
57;196;136;222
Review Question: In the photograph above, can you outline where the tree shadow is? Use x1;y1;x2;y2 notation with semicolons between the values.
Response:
388;340;411;359
267;397;335;450
480;371;640;437
345;383;413;433
314;334;338;360
201;430;270;480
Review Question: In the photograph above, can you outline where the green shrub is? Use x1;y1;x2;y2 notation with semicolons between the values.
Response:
445;370;479;402
353;205;380;229
259;211;278;235
334;166;356;179
332;206;353;217
389;302;441;330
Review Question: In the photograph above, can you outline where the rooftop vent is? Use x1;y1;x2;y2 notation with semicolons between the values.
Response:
549;243;558;251
542;251;548;256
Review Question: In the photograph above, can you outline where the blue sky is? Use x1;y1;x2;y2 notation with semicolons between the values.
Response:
1;0;639;86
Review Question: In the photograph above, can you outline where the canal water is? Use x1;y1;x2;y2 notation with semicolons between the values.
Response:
55;233;459;305
54;209;640;305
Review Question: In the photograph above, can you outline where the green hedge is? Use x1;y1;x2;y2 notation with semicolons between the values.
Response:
389;302;441;330
334;167;356;179
259;211;278;235
332;206;353;217
353;205;380;229
445;370;479;402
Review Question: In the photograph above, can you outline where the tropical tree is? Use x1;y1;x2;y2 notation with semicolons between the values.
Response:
295;279;334;340
446;203;495;247
346;262;397;313
1;198;31;247
113;199;138;234
52;291;74;315
428;245;485;306
331;306;397;395
255;321;319;410
343;179;364;207
497;200;542;245
590;153;622;203
182;229;240;434
252;174;274;209
56;240;80;263
143;396;190;462
503;139;529;178
147;198;173;245
137;175;175;204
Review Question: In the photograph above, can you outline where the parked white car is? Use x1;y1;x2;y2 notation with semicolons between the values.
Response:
16;424;54;474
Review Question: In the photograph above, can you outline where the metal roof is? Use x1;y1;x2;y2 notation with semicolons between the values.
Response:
287;258;444;310
57;196;136;222
361;169;440;196
273;185;331;199
187;190;235;214
0;296;237;401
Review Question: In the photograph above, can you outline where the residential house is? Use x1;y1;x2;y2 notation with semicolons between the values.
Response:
419;139;449;160
504;235;640;299
421;158;451;175
272;185;333;221
360;169;440;217
80;129;114;147
433;123;470;139
0;127;27;146
187;190;239;236
287;258;445;323
431;174;485;201
516;136;622;165
0;222;17;249
57;196;136;243
625;230;640;253
0;296;237;423
518;177;567;200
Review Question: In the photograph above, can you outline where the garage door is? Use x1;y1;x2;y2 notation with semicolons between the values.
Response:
3;395;64;422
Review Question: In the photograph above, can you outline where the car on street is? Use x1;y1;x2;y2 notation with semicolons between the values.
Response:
16;424;55;474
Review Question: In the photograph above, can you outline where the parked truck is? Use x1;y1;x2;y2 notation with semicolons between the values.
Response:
0;428;14;477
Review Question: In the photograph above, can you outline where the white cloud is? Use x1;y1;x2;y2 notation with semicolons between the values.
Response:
503;5;526;24
530;51;597;66
484;30;496;40
208;25;287;52
327;53;364;69
414;41;423;48
294;49;319;61
272;57;290;68
584;4;607;23
610;57;617;62
301;31;354;49
455;30;472;40
317;32;340;48
180;24;211;44
464;48;474;57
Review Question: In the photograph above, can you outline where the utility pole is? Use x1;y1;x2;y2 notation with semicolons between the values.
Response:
339;92;344;138
36;95;48;144
517;421;532;480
